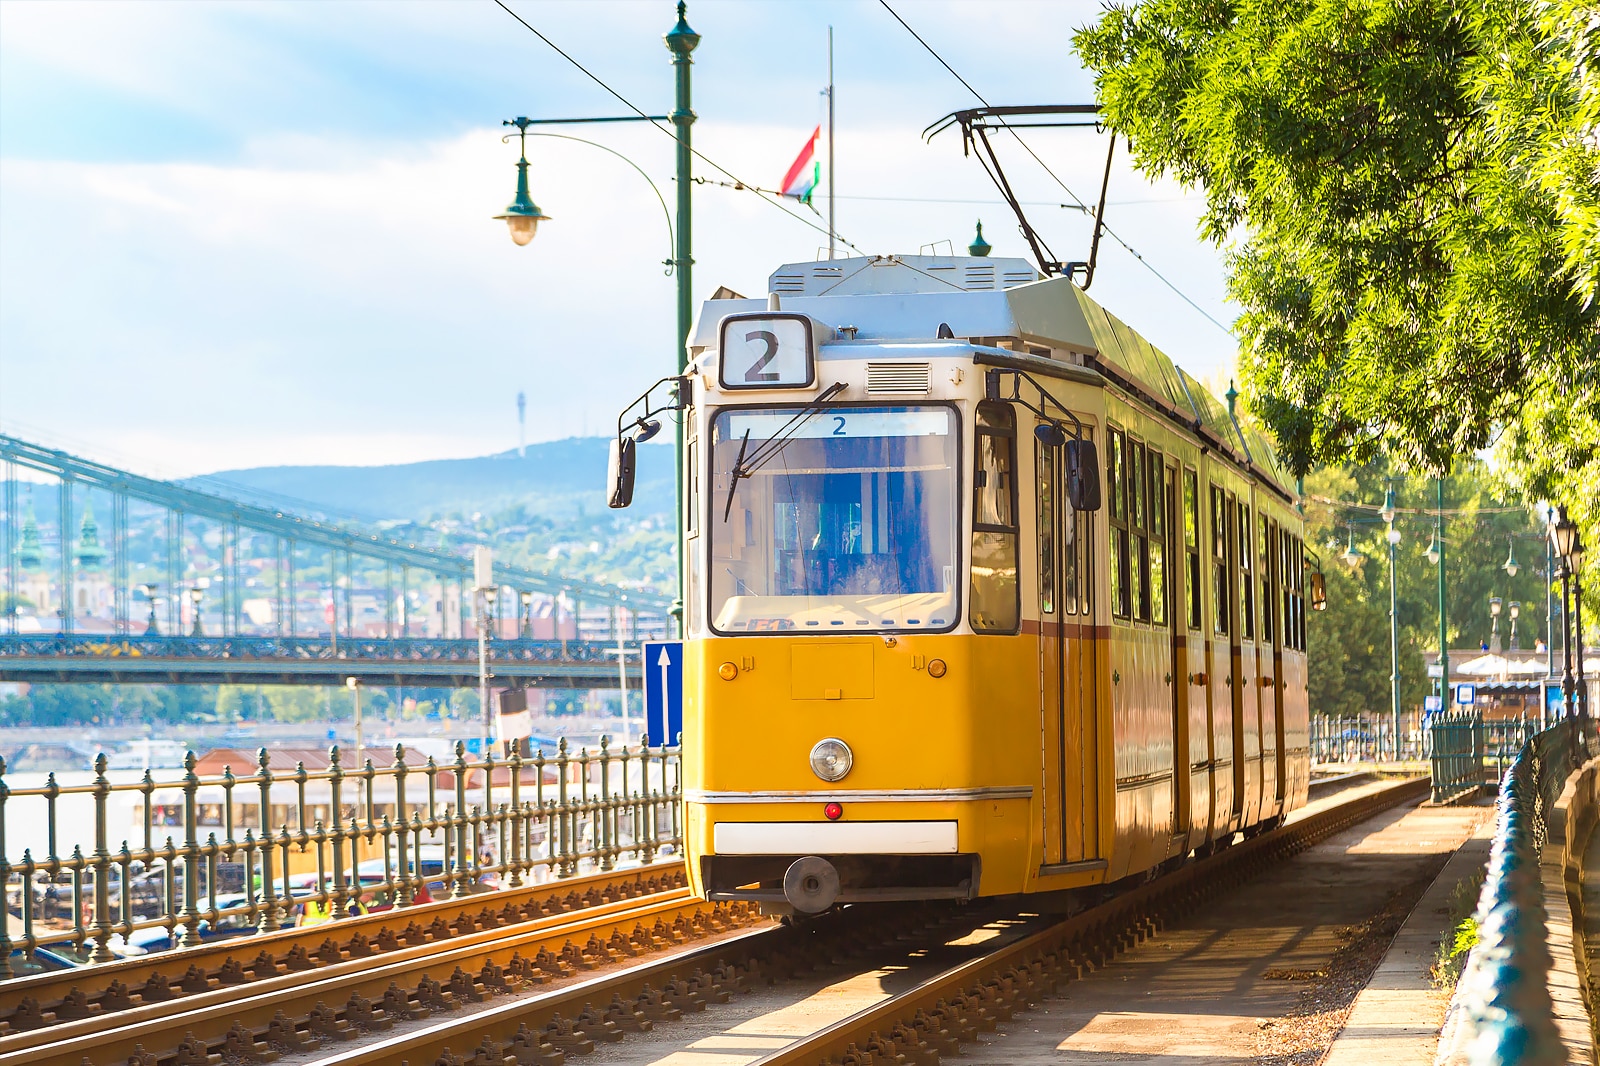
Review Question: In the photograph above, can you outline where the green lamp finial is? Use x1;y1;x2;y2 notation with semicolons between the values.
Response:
968;220;991;257
665;1;700;55
1225;379;1238;414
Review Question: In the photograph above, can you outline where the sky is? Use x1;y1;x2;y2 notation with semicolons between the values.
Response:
0;0;1240;479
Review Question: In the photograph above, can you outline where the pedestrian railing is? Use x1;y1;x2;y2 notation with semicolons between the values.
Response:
0;737;681;976
1440;716;1598;1063
1430;712;1485;803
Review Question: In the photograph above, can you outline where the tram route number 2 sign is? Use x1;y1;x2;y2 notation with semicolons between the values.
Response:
717;312;816;391
645;640;684;747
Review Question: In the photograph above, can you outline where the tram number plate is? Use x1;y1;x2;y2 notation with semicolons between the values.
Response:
718;312;816;390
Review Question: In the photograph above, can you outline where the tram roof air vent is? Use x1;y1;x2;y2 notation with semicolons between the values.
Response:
866;361;931;395
962;265;997;290
772;272;807;293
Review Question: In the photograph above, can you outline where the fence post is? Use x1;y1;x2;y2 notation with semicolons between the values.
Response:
451;742;470;898
89;754;114;962
328;746;347;919
0;755;11;978
176;752;202;949
507;747;523;888
255;749;279;932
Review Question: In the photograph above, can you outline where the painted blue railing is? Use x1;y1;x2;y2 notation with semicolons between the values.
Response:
1442;716;1597;1064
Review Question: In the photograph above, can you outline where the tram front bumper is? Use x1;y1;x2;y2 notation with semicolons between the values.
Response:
700;819;980;905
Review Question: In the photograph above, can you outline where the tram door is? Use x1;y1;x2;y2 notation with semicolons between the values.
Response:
1208;484;1240;830
1036;430;1100;869
1163;462;1188;841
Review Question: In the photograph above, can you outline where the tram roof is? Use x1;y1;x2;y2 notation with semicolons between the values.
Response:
692;254;1295;497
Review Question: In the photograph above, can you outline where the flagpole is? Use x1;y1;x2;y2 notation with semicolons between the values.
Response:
827;25;836;260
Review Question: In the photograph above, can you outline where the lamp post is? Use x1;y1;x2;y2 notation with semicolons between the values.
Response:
1381;482;1402;760
346;676;363;762
1572;535;1587;721
1508;601;1521;651
140;583;160;636
1489;596;1503;654
1552;510;1579;720
189;586;204;638
1426;475;1447;726
519;589;533;640
496;2;699;636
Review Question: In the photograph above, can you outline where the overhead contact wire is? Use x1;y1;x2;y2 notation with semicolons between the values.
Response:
877;0;1239;341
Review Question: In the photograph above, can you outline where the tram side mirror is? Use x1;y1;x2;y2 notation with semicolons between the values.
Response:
1033;423;1066;447
1065;438;1102;511
607;436;637;510
1309;571;1328;611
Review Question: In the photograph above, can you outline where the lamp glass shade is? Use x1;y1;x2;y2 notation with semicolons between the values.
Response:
1490;596;1502;617
506;215;538;245
1425;533;1441;565
1509;601;1520;619
1571;538;1586;567
1552;517;1578;559
1386;527;1402;545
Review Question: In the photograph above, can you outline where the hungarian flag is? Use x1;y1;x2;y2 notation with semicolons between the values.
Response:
780;126;822;203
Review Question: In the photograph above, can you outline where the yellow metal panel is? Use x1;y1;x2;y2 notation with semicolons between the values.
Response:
790;642;875;700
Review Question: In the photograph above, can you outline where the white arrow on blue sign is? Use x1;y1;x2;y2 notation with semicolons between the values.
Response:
644;640;684;746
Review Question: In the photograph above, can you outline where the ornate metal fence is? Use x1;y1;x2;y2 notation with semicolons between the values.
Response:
1439;716;1598;1063
0;737;681;976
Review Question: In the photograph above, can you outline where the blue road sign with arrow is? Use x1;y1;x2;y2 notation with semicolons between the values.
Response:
644;640;684;746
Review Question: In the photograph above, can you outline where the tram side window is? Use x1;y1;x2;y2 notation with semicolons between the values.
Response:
1037;436;1055;616
1238;501;1254;640
1210;486;1230;636
1184;469;1201;631
971;402;1020;632
1131;439;1150;622
1281;528;1293;648
1293;537;1307;650
1108;427;1130;620
1149;454;1168;627
1260;517;1275;645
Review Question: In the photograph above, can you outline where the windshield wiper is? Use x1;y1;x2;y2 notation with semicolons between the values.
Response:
722;381;848;522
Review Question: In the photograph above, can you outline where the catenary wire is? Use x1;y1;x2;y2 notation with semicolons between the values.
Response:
492;0;864;254
877;0;1239;341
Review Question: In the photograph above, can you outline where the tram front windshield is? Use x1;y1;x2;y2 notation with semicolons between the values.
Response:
709;405;958;633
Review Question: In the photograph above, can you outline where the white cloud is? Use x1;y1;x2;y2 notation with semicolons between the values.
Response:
1;1;1240;476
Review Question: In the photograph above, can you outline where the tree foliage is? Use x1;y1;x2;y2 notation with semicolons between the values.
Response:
1074;0;1600;558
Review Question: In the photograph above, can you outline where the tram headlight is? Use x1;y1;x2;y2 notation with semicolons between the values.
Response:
809;738;853;783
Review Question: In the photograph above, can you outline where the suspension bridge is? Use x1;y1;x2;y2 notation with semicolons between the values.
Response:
0;434;671;688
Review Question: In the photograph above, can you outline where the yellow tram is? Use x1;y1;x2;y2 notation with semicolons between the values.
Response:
609;253;1315;914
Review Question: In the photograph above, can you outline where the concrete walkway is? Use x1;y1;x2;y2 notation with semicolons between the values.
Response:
1321;815;1493;1065
966;796;1491;1064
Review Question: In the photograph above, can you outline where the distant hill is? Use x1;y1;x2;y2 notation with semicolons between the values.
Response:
185;437;675;523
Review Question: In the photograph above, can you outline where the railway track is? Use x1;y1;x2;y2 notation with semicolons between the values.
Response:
0;861;686;1048
129;774;1417;1066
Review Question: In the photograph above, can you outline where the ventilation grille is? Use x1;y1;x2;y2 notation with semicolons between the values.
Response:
866;361;932;395
771;272;807;293
1001;269;1036;288
963;265;997;290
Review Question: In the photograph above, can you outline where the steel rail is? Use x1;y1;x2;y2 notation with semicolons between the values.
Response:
0;861;685;1030
752;776;1430;1066
12;890;751;1065
265;778;1426;1066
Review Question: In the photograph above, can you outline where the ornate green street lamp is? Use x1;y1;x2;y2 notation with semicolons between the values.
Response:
494;123;551;247
495;2;698;637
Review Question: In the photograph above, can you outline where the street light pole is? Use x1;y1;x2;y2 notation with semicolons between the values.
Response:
496;2;699;640
346;677;363;763
1382;481;1401;760
666;3;699;637
1430;476;1447;724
